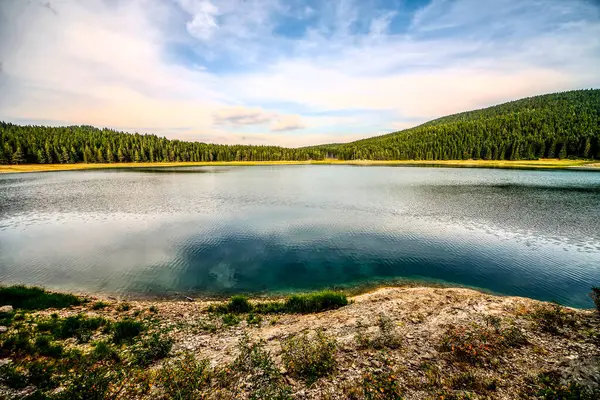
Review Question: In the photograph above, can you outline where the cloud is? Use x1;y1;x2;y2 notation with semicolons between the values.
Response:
270;114;306;131
0;0;599;147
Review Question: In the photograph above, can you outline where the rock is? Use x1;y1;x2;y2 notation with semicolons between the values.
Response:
0;305;13;313
0;326;7;333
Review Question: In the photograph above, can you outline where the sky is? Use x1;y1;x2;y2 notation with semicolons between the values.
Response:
0;0;599;147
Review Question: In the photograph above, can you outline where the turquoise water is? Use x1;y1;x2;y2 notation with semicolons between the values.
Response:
0;166;599;307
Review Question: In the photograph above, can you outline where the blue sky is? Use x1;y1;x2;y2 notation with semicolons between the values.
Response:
0;0;599;147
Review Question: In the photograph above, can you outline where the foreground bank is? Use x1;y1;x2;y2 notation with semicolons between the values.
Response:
1;286;599;399
0;158;598;174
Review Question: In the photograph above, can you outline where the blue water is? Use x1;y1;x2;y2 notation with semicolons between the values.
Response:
0;166;599;307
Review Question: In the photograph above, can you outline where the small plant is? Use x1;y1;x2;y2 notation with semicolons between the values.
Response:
590;287;600;315
232;333;292;399
0;285;82;310
91;340;120;362
361;355;403;400
227;295;252;313
131;333;173;367
149;305;158;313
117;302;131;312
0;363;28;389
222;313;241;327
91;301;109;310
112;319;143;343
502;325;528;348
157;353;211;399
246;312;262;326
531;303;577;335
281;329;337;383
356;314;402;350
34;334;63;357
439;323;504;364
1;330;33;355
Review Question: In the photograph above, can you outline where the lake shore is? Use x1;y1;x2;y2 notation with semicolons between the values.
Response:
1;285;599;399
0;158;598;174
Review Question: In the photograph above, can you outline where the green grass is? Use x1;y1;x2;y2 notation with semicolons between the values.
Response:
0;285;82;310
131;333;173;367
112;319;144;344
91;301;109;310
209;290;348;316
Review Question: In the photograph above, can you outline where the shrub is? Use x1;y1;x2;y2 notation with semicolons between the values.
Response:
281;329;337;383
284;291;348;314
157;353;211;399
502;326;528;348
112;319;143;344
91;301;109;310
227;295;252;313
361;355;403;400
0;285;82;310
1;330;33;355
591;287;600;315
232;333;291;399
532;303;577;335
450;371;498;393
131;333;173;367
440;323;505;364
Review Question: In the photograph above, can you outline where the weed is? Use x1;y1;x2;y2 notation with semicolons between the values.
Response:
222;313;241;327
246;313;262;326
34;334;63;357
91;340;120;362
149;305;158;313
532;303;577;335
282;329;337;383
361;355;403;399
112;319;144;344
117;302;131;312
0;362;28;389
228;295;252;313
356;314;402;350
91;301;109;310
131;333;173;367
232;333;292;399
157;352;211;399
0;285;82;310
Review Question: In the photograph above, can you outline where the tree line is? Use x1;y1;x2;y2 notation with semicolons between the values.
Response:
1;89;599;165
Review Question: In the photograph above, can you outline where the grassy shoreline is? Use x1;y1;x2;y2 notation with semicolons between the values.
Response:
0;158;598;174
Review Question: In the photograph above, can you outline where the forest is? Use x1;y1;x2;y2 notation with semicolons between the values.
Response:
1;89;599;164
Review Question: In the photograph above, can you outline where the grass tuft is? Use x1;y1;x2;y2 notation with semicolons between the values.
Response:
112;319;144;344
0;285;82;310
281;329;337;383
283;291;348;314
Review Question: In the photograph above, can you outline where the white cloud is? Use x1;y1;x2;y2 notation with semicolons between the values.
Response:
0;0;599;147
270;114;306;131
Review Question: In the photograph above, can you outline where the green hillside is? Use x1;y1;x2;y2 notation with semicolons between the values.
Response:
1;89;599;165
313;89;600;160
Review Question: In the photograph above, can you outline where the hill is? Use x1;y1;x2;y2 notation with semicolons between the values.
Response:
313;89;600;161
1;89;599;165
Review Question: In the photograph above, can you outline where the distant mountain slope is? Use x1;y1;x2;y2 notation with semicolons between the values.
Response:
312;89;600;161
1;89;599;164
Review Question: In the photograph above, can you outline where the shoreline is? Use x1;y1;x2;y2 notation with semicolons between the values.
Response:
0;158;598;174
1;285;598;399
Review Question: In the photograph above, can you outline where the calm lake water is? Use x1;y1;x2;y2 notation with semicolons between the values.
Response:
1;166;599;307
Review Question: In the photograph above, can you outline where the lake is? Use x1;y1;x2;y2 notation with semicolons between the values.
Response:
1;166;599;308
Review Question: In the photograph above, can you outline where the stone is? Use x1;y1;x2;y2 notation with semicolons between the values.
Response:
0;305;13;313
0;326;7;333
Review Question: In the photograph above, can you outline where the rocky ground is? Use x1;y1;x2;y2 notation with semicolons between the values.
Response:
1;286;599;399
